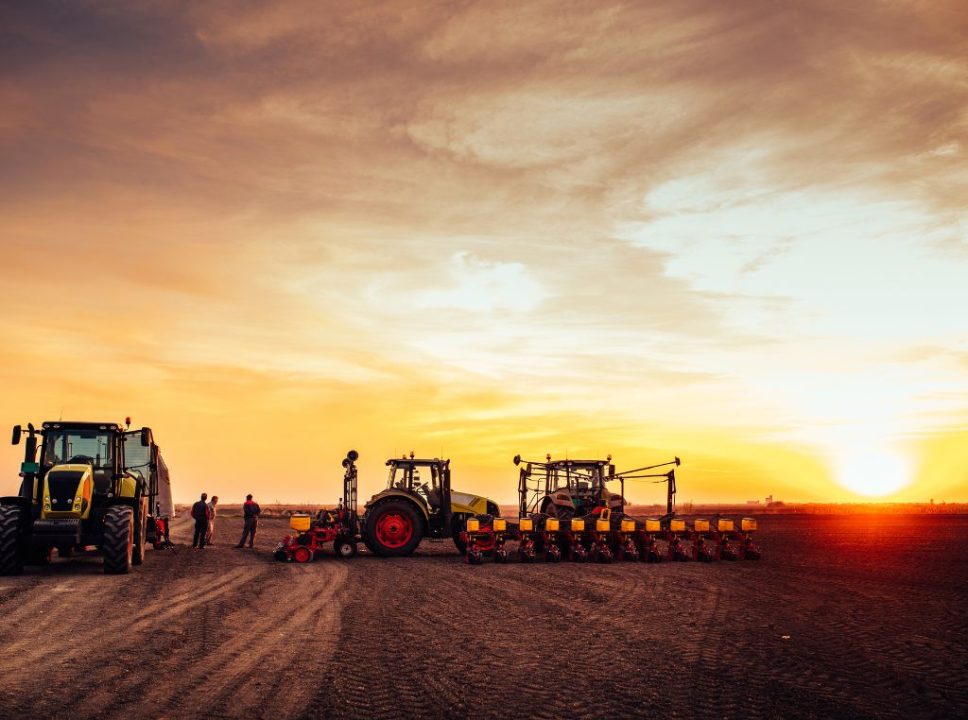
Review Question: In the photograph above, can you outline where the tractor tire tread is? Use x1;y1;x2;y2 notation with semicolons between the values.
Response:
0;505;24;576
103;505;133;575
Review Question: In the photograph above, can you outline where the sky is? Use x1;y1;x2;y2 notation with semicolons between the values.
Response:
0;0;966;505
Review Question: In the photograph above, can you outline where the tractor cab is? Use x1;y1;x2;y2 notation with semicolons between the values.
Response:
386;457;446;510
516;454;624;520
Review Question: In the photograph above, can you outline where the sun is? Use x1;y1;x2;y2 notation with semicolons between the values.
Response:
833;443;912;497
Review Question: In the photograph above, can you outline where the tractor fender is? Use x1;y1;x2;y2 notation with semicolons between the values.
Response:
364;489;430;519
543;492;574;511
362;493;429;537
0;496;29;508
107;495;142;511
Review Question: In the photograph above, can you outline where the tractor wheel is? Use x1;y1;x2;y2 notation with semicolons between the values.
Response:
467;548;483;565
334;537;357;559
623;540;639;562
0;506;24;576
102;505;134;575
364;500;422;557
451;514;467;555
544;544;562;563
595;544;614;564
132;499;147;566
58;545;75;558
494;547;509;563
292;546;313;563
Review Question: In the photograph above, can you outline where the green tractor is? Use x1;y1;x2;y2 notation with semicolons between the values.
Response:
0;419;173;575
362;454;500;557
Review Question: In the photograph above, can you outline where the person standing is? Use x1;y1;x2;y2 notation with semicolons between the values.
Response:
191;493;211;549
236;494;261;548
205;495;219;546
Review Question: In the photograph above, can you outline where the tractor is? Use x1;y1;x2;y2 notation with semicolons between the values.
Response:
516;453;681;522
0;419;173;575
361;453;501;557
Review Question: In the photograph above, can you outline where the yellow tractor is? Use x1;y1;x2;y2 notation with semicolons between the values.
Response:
362;453;500;556
0;419;173;575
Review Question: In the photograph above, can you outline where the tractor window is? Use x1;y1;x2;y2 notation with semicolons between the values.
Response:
123;432;152;472
388;466;404;489
43;431;114;469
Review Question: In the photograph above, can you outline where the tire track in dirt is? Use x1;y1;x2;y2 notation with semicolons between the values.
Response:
2;515;966;720
62;559;349;720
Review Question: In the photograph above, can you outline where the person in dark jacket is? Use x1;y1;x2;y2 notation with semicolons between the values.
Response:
191;493;212;549
235;494;261;548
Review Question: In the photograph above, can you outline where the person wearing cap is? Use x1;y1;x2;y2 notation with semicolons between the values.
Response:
235;494;261;548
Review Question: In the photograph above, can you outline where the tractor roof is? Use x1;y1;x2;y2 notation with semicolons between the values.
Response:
42;421;125;432
386;457;450;467
547;459;611;468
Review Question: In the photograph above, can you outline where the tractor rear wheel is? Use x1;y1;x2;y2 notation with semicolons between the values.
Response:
364;500;422;557
103;506;134;575
0;505;24;576
132;499;147;566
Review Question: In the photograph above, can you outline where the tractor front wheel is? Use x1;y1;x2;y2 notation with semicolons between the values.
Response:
103;506;134;575
364;501;422;557
0;506;24;576
334;537;357;558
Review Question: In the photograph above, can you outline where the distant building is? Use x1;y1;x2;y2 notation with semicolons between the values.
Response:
746;500;761;505
765;495;773;504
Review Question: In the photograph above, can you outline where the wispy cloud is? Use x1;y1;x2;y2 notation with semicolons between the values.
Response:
0;1;965;501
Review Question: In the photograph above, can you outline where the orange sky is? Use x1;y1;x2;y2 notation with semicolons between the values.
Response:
1;1;966;505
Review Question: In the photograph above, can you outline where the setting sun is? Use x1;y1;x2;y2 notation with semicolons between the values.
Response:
833;443;914;498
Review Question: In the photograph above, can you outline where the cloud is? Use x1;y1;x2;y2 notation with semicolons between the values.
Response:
0;1;966;501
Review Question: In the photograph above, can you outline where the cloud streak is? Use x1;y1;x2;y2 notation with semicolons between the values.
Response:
0;0;965;502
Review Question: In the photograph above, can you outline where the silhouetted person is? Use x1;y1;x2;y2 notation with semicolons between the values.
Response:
236;494;261;548
191;493;211;549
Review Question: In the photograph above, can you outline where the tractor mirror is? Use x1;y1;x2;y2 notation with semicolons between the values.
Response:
11;425;21;445
513;454;521;466
140;428;151;447
674;456;681;466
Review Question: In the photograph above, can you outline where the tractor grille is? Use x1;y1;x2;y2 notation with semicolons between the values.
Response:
47;471;82;511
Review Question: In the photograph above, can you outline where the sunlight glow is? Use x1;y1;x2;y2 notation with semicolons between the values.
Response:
833;442;913;497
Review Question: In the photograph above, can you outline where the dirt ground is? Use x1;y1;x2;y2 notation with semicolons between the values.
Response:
0;514;965;720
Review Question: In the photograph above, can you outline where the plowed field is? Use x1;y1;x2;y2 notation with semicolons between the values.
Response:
0;514;965;719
